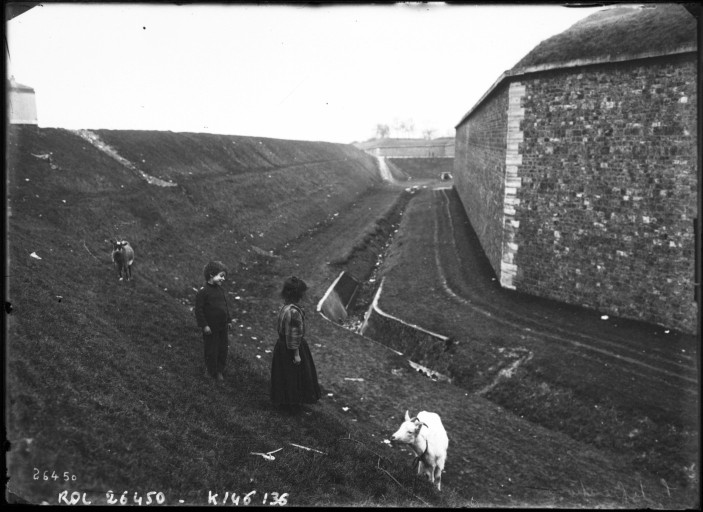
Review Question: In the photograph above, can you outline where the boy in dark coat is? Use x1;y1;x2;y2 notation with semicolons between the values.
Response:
194;261;233;381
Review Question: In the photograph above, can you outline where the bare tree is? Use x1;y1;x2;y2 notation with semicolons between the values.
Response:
392;118;403;138
422;128;435;140
393;118;415;138
403;119;415;137
375;123;390;139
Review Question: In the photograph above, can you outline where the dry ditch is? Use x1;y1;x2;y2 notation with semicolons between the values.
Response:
318;185;458;383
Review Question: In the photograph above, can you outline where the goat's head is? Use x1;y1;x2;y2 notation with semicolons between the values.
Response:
390;410;428;444
110;239;130;251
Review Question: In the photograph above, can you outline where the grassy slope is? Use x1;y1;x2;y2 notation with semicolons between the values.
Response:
513;4;697;70
6;126;445;506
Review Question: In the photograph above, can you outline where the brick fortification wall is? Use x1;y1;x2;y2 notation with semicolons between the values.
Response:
516;55;697;331
455;53;698;333
454;85;509;276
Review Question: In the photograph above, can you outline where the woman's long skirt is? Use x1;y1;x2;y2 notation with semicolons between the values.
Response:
270;337;321;406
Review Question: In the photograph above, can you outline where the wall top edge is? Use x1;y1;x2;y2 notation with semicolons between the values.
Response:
454;45;698;129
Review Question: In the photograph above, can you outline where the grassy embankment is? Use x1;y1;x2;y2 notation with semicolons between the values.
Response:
6;126;460;506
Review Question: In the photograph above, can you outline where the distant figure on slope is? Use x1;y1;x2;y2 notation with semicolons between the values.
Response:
271;276;321;414
194;261;233;382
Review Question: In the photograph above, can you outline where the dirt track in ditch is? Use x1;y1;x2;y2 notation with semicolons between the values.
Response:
427;187;699;413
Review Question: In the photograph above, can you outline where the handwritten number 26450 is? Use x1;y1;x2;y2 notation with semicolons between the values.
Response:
33;468;77;482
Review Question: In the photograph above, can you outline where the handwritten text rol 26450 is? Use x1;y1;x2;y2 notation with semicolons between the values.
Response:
57;490;167;505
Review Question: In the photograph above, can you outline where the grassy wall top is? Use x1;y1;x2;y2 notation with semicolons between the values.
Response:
512;4;697;70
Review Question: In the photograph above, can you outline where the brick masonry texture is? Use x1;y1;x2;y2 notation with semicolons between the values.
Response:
454;85;510;277
456;54;698;333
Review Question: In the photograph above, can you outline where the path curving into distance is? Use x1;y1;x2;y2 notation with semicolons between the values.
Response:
430;187;698;408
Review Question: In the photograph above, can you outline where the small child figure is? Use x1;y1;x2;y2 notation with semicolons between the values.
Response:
194;261;233;381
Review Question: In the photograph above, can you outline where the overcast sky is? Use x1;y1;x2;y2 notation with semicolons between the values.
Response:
7;2;605;143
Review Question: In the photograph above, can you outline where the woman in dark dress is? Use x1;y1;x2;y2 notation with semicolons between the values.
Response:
270;276;321;413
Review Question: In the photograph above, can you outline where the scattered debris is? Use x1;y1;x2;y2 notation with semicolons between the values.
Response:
81;240;99;261
408;360;452;383
250;448;283;461
290;443;326;455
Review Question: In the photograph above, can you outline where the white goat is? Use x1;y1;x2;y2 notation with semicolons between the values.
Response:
110;239;134;281
391;410;449;491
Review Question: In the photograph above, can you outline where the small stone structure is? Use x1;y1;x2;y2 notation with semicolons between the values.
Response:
8;76;38;125
454;14;698;333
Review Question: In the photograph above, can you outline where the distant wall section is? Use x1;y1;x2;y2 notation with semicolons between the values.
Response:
388;158;455;180
454;84;510;277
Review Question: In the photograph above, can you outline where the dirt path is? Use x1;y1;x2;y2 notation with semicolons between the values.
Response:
375;156;395;182
436;188;697;411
